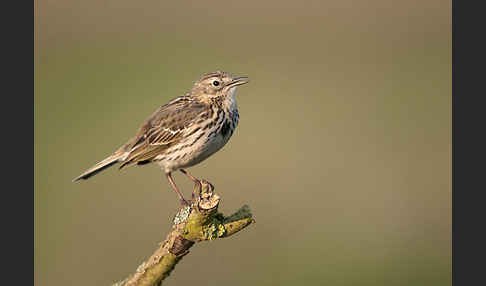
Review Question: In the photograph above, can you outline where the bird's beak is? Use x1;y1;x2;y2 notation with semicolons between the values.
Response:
226;76;249;88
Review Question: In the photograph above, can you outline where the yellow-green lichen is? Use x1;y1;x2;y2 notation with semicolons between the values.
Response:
217;223;226;237
203;220;226;240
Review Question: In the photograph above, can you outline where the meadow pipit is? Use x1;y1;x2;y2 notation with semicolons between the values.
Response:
73;71;249;205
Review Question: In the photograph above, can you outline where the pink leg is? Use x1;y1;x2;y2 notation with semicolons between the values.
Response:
180;169;199;183
166;172;190;205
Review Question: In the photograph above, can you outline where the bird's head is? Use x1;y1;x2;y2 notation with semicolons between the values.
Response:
189;71;249;101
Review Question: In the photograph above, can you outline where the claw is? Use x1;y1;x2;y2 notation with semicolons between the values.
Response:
180;198;191;207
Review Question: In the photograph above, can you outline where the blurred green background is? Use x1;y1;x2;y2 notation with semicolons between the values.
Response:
35;0;451;285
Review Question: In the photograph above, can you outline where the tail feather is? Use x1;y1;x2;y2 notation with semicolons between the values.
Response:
72;152;126;182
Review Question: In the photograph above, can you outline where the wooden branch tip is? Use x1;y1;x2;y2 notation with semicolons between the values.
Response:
194;179;220;212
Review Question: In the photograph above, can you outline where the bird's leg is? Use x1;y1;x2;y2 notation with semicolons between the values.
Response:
180;169;199;183
180;169;202;201
166;172;190;206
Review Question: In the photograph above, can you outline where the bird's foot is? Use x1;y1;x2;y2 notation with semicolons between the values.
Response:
192;179;214;200
179;198;191;207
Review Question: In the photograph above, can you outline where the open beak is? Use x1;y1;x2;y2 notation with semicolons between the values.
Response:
226;76;249;88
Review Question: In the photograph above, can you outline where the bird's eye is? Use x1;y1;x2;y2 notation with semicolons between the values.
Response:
212;80;220;87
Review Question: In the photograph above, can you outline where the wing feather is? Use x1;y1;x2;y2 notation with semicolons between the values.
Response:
119;97;208;168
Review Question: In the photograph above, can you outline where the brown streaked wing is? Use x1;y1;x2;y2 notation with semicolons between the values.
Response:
119;97;209;168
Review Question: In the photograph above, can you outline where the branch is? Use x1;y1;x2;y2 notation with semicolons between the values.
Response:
112;179;255;286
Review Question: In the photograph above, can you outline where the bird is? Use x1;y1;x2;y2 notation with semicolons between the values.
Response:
73;71;249;205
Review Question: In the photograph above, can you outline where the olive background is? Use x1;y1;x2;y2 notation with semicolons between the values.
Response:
35;1;451;285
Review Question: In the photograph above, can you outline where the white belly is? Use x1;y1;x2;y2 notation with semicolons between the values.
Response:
188;132;230;166
157;129;232;173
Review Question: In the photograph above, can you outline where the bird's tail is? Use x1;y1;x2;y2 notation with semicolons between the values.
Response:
72;151;127;182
